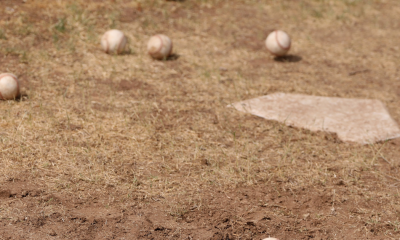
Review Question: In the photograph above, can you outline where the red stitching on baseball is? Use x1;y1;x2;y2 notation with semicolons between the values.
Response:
117;35;125;54
155;35;164;57
10;74;20;98
275;30;290;50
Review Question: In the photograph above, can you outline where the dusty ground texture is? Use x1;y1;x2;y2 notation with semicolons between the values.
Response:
1;0;400;239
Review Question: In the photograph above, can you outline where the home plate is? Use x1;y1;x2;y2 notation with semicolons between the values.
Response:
230;93;400;144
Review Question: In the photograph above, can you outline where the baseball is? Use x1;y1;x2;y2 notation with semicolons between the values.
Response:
0;73;20;100
262;238;279;240
101;29;127;54
147;34;173;60
265;30;291;56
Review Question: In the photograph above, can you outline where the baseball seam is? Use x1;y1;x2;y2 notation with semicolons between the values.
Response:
155;35;164;57
117;35;125;54
275;30;290;50
10;74;20;97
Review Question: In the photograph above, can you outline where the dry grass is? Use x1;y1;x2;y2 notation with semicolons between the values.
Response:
1;0;400;238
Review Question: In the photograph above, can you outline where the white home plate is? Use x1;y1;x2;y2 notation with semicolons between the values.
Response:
230;93;400;144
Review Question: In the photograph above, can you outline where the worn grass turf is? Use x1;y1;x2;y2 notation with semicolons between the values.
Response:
1;0;400;239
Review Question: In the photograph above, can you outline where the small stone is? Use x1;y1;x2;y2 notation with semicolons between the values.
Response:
49;229;57;236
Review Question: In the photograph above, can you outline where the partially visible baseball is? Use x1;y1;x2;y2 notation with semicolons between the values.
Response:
265;30;291;56
147;34;173;60
0;73;19;100
262;238;279;240
101;29;127;54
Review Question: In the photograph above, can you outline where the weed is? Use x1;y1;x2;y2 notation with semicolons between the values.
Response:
54;18;67;33
0;29;6;40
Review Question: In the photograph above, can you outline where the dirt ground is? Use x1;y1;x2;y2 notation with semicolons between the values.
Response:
1;0;400;239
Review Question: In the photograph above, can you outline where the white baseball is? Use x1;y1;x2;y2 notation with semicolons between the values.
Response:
147;34;173;60
101;29;127;54
0;73;19;100
265;30;291;56
262;238;279;240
